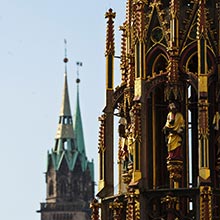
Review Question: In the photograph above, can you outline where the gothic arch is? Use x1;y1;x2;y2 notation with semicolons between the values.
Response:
146;45;168;77
58;177;68;196
179;44;216;91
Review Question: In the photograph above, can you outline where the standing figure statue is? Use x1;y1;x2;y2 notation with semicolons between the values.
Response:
163;102;185;160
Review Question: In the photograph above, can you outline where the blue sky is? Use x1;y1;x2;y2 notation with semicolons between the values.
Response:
0;1;125;220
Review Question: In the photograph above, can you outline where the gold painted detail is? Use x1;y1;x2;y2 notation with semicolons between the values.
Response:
165;55;184;101
126;188;140;220
127;49;135;88
98;114;106;191
161;194;178;210
90;199;100;220
134;78;142;100
167;159;183;188
150;27;164;43
199;167;210;181
119;24;127;85
105;9;116;56
198;100;209;134
132;170;142;183
98;114;106;153
170;0;179;19
198;74;208;93
147;1;169;44
164;84;183;101
98;180;105;192
197;0;208;38
200;186;212;220
133;0;147;41
167;57;179;82
122;162;133;185
109;197;124;220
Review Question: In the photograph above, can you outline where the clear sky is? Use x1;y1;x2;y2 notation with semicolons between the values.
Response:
0;1;125;220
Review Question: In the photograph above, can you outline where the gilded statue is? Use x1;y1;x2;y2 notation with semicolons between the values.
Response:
163;102;185;160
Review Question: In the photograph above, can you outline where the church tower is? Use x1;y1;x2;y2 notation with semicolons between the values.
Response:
92;1;220;219
38;56;94;220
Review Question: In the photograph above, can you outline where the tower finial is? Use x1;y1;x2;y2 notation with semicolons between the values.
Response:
64;39;68;73
76;61;83;84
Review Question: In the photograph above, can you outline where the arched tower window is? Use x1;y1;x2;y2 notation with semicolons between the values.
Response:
49;180;54;196
60;179;67;195
63;139;68;150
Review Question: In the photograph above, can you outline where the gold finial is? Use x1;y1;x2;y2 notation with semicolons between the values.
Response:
105;8;116;56
105;8;116;19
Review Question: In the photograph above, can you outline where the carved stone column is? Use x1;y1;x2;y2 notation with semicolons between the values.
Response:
167;159;183;189
161;194;179;220
90;199;100;220
109;197;124;220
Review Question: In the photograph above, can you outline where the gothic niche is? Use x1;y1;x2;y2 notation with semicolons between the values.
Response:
186;51;213;74
153;54;168;74
187;53;198;73
59;178;67;196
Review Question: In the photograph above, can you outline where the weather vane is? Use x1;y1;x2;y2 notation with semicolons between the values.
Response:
64;39;68;73
76;61;83;84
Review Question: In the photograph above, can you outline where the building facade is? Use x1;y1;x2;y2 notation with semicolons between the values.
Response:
92;1;220;219
38;60;94;220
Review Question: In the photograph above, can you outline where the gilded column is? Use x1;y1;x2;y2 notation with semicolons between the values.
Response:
126;188;140;220
105;8;115;91
125;0;132;55
165;0;183;101
109;198;124;220
97;8;115;198
119;24;128;85
197;0;212;218
197;0;210;182
98;114;106;192
90;199;100;220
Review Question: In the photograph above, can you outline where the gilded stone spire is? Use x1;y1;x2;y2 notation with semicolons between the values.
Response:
105;8;115;90
105;8;116;56
134;0;147;41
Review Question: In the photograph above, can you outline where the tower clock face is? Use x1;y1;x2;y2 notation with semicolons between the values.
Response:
151;27;163;43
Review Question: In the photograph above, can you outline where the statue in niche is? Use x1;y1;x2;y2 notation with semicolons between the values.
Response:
163;102;185;160
118;117;129;171
127;126;135;163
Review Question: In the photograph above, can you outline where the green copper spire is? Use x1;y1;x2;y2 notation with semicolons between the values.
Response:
47;58;94;182
74;79;86;155
73;62;88;171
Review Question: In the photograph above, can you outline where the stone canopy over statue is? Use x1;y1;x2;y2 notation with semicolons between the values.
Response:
163;102;185;160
